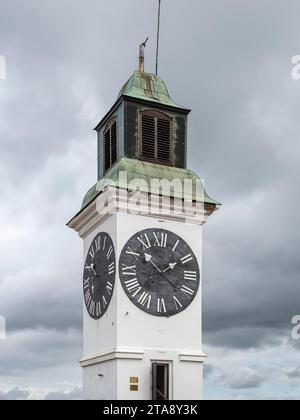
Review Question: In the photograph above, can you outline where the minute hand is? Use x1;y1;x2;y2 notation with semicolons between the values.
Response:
160;274;177;291
145;253;161;273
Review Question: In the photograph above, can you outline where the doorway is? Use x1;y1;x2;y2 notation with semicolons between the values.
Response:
152;362;169;400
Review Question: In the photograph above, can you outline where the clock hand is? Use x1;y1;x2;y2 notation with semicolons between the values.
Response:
144;254;177;289
162;262;178;273
85;264;97;275
160;263;179;291
160;274;178;292
90;263;97;276
144;253;161;273
144;253;151;262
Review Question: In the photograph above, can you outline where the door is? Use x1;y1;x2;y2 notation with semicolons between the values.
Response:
152;363;169;400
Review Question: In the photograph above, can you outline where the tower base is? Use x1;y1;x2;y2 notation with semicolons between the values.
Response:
81;348;205;400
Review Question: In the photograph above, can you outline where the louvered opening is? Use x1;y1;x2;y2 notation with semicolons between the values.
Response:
141;115;155;159
104;119;117;173
111;122;117;164
157;118;171;162
140;111;172;165
104;130;111;173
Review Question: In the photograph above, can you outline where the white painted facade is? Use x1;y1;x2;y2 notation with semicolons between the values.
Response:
69;189;209;400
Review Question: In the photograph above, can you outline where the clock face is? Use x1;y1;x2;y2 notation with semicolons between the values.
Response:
83;232;116;319
119;228;200;317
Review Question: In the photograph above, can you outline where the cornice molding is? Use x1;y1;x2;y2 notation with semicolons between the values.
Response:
67;187;218;238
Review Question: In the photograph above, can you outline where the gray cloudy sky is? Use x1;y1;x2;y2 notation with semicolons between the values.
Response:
0;0;300;400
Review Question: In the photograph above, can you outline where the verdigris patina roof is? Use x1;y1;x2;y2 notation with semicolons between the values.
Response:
118;70;186;110
81;158;221;210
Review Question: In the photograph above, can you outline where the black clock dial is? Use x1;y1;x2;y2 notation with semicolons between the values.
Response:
119;228;200;317
83;232;116;319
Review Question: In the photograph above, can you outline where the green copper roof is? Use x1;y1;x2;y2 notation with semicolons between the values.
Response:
81;158;221;210
118;70;185;109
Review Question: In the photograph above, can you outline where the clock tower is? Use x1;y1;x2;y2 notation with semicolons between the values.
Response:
67;48;220;400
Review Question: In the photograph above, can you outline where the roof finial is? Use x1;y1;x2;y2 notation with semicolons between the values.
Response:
139;37;149;73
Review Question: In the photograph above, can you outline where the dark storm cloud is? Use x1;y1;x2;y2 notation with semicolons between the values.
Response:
0;328;81;376
0;0;300;398
203;177;300;348
204;327;283;350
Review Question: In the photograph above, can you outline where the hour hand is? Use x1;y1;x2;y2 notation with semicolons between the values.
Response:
144;253;161;273
90;263;97;275
86;263;99;277
163;262;178;273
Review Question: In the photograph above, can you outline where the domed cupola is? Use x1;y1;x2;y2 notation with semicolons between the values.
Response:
118;70;184;109
94;41;191;179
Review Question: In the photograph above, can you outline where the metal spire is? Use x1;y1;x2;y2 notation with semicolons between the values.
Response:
139;37;149;73
155;0;162;76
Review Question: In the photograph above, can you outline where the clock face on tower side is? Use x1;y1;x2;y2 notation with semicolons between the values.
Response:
83;232;116;320
119;228;200;317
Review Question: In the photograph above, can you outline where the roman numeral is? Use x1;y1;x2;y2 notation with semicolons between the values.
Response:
157;298;167;313
172;240;180;252
106;245;113;260
84;290;92;307
121;264;137;276
89;300;95;316
108;262;115;275
138;291;152;309
83;278;90;290
137;234;151;250
106;281;113;296
125;278;141;297
173;296;183;311
181;285;195;299
126;247;140;260
184;271;197;281
153;232;168;248
89;246;95;259
181;254;193;265
102;296;108;309
96;302;101;317
102;235;107;251
94;236;101;252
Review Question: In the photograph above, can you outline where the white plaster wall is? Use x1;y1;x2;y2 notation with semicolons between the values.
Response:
83;360;117;400
117;358;150;400
116;350;203;400
174;361;203;400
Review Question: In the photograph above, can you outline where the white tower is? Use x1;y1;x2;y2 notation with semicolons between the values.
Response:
67;56;220;400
